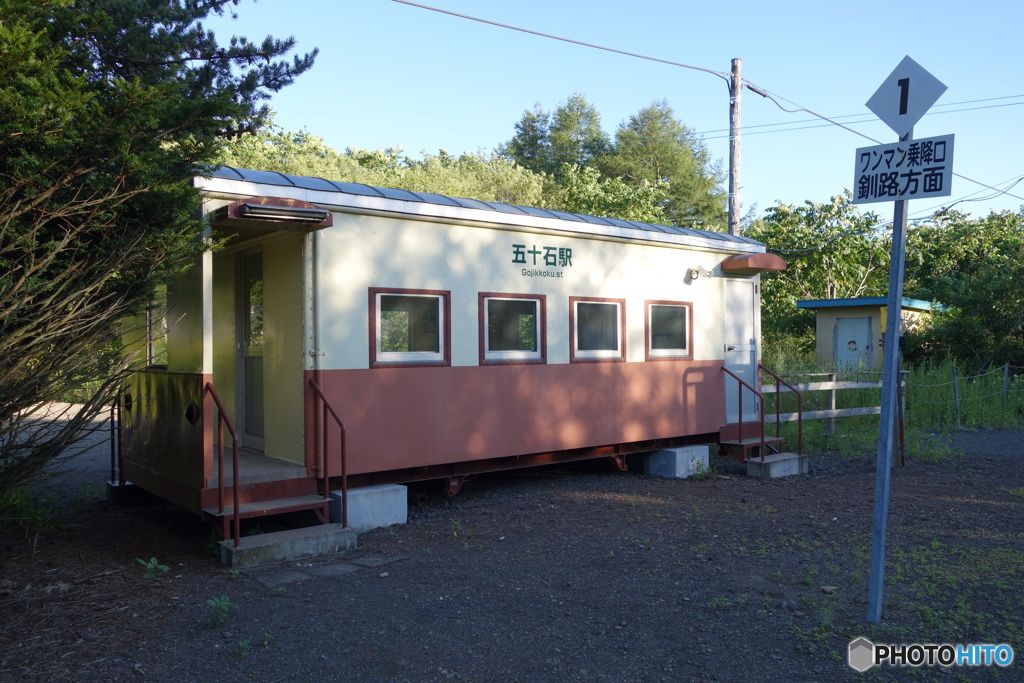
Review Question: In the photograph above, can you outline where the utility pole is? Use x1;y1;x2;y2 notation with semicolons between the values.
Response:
728;58;742;236
727;59;768;235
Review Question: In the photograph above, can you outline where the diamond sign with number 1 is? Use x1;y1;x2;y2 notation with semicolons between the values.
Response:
865;56;947;138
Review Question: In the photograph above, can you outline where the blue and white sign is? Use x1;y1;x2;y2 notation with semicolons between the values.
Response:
852;134;954;205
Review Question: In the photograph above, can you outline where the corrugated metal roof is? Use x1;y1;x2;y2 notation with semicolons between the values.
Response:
797;297;946;311
203;166;762;247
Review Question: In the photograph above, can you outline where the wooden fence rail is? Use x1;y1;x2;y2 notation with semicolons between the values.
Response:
764;372;906;435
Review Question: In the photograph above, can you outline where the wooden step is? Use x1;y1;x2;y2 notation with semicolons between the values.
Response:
719;436;784;448
719;435;785;464
203;494;328;520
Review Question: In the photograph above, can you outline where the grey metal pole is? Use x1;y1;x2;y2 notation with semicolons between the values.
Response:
867;131;912;623
728;58;742;236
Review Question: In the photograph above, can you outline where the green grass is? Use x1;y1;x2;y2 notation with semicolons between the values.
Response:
728;351;1024;664
757;526;1024;665
905;363;1024;430
0;487;65;530
870;544;1024;647
758;353;1024;459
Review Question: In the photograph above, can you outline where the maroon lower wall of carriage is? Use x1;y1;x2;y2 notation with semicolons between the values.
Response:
305;360;725;477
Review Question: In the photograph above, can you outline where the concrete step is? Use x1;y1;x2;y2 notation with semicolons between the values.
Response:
745;452;808;479
219;523;357;568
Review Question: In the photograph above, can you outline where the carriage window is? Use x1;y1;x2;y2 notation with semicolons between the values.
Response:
480;293;545;364
646;301;692;360
370;288;450;366
145;284;168;366
570;297;625;362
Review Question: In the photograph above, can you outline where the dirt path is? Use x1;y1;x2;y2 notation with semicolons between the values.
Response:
1;430;1022;681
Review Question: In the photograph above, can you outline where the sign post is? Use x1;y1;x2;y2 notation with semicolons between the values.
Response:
857;56;949;624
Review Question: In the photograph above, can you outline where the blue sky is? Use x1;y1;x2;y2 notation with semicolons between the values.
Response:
207;0;1024;222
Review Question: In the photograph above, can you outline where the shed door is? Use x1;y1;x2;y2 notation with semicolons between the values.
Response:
724;279;758;423
834;317;872;370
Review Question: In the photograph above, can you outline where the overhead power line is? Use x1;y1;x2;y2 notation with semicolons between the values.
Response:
391;1;731;84
392;1;1024;208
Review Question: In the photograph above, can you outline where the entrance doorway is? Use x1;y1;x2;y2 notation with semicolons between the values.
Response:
724;279;758;423
238;249;265;450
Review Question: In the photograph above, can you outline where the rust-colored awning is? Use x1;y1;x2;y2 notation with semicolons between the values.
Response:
212;195;333;229
720;253;787;274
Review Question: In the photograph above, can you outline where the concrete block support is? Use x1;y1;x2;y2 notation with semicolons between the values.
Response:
644;445;710;479
330;484;408;533
106;480;142;504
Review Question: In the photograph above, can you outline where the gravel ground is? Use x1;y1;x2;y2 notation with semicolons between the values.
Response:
1;426;1022;682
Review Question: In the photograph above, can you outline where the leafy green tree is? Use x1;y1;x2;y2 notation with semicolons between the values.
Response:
0;0;315;490
500;95;725;228
499;93;610;178
744;194;890;350
223;96;696;225
548;93;610;175
551;164;664;224
389;151;549;207
218;125;362;179
599;100;726;229
497;103;552;175
218;128;551;208
903;208;1024;370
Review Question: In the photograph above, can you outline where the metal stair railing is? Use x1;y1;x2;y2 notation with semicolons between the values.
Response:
758;364;803;457
203;382;241;547
721;366;767;462
308;377;348;528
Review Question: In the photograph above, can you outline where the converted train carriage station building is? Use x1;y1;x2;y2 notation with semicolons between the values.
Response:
116;167;789;562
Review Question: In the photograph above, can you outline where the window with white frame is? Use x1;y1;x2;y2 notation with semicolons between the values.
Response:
646;301;692;360
370;288;450;366
480;293;545;363
571;297;624;362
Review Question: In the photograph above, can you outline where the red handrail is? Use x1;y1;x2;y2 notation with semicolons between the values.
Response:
721;366;766;461
758;364;803;456
203;382;241;547
308;377;347;528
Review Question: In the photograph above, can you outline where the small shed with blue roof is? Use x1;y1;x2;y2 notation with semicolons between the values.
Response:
797;296;944;370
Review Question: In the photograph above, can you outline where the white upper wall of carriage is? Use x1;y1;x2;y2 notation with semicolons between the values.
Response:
193;173;765;256
316;210;733;368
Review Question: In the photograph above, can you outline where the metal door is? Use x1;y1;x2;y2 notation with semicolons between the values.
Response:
724;279;758;423
834;317;872;370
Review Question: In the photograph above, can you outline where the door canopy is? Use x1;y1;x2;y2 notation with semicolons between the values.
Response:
213;196;333;230
720;253;786;275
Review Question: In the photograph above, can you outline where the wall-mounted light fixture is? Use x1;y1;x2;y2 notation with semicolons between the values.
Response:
686;266;714;283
